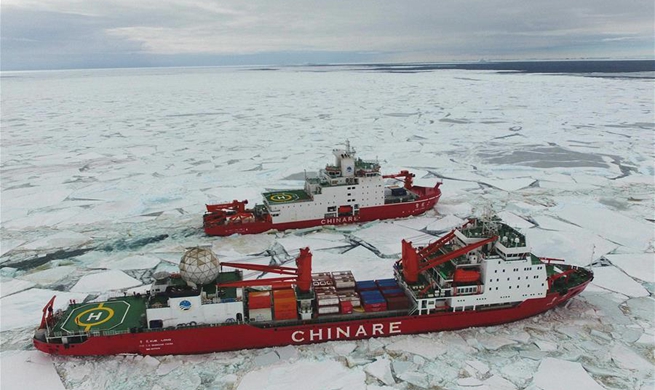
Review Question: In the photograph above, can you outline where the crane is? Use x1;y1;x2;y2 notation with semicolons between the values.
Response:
216;247;313;293
382;170;415;189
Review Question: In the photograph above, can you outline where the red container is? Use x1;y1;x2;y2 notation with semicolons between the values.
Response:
273;289;296;299
364;302;387;312
339;300;353;314
381;289;405;298
274;308;297;320
249;291;272;309
385;296;410;310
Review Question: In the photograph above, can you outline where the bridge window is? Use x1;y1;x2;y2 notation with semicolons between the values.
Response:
149;320;163;329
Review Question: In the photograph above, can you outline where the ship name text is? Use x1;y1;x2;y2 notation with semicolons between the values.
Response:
291;321;402;343
321;216;361;225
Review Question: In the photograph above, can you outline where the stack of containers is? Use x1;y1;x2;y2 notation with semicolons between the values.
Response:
273;288;298;320
377;278;410;310
313;273;340;316
356;280;387;312
248;290;272;321
332;271;358;314
359;289;387;312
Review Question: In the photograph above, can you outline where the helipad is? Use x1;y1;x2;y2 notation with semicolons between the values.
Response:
263;189;310;204
55;296;146;334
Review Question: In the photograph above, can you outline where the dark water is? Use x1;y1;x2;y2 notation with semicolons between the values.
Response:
315;60;655;76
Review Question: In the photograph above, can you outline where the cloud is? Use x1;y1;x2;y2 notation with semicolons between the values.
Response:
2;0;653;70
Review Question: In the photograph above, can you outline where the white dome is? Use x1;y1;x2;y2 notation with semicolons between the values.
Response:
179;247;220;285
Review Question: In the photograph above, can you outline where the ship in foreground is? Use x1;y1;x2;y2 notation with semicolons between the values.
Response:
34;217;593;356
203;141;442;236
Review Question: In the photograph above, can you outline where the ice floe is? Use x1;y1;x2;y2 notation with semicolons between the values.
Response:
70;270;142;293
0;351;65;390
0;288;88;331
532;357;605;390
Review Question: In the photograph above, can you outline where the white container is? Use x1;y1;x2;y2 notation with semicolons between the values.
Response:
249;308;272;322
316;294;339;306
318;305;340;315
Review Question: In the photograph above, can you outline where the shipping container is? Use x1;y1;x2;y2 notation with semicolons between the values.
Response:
273;308;297;320
385;295;410;310
249;307;273;322
337;291;361;307
376;278;399;288
317;305;340;315
273;289;296;299
248;291;272;309
363;302;387;312
355;280;377;291
380;288;405;298
360;290;384;302
316;293;339;306
339;300;353;314
314;286;337;295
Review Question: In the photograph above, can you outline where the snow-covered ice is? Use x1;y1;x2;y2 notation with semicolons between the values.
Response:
532;357;605;390
1;66;653;390
0;351;65;390
70;270;142;293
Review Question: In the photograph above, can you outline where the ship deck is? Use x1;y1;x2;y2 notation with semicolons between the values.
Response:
53;296;146;334
262;189;311;204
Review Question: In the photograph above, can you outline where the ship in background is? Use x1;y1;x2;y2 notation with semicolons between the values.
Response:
203;141;442;236
34;217;593;356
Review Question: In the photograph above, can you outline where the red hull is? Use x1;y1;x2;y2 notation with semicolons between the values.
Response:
204;185;441;236
33;280;588;356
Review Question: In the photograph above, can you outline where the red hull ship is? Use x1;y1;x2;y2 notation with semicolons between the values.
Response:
204;142;442;236
34;218;593;356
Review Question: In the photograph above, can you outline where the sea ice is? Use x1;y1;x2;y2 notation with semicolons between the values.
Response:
610;343;652;372
604;253;655;283
532;357;605;390
525;228;617;266
0;277;35;298
70;270;142;293
0;288;87;331
425;214;466;232
351;222;434;256
364;357;395;386
590;266;649;298
0;351;65;390
85;254;161;270
385;336;448;359
0;239;25;258
551;202;654;250
236;359;367;390
479;177;536;192
496;211;535;229
18;265;77;286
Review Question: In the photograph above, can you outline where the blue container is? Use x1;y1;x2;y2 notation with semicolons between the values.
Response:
376;279;398;287
381;288;404;296
356;280;377;291
360;290;385;304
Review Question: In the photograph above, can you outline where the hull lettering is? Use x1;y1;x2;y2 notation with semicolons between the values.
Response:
290;322;403;343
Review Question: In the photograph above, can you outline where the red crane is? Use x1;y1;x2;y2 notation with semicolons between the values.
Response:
382;170;415;189
216;248;313;293
206;199;248;213
401;234;497;283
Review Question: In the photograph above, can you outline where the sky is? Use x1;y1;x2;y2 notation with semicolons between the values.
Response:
1;0;654;71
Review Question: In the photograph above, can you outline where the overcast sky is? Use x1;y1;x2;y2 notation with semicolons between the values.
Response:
2;0;653;70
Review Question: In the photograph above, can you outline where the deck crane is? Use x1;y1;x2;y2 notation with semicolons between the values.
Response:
382;170;415;189
400;230;497;284
216;248;313;293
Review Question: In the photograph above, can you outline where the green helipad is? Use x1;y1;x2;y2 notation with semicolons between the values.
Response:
55;296;146;334
263;189;310;204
